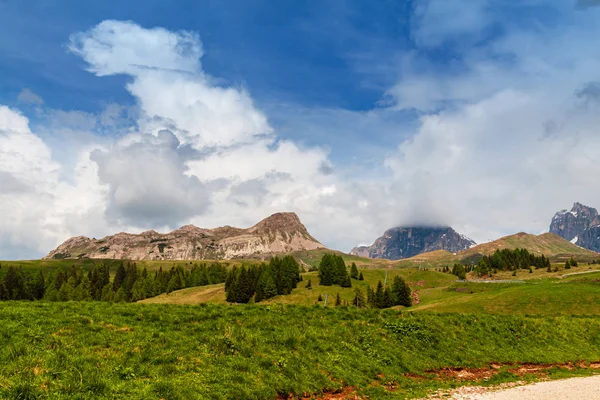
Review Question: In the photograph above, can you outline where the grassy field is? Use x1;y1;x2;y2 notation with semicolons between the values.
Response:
141;269;458;306
2;302;600;399
141;264;600;317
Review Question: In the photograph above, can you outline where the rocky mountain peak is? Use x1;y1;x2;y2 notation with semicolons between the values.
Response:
350;225;475;260
550;202;600;251
44;212;324;261
249;212;306;233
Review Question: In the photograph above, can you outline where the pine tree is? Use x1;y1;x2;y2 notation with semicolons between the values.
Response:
358;272;364;281
350;263;359;280
74;276;92;301
353;288;365;308
305;279;312;289
391;276;412;307
114;287;127;302
100;282;114;302
382;287;392;308
113;263;126;291
341;274;352;288
317;293;323;302
32;271;46;300
570;257;578;267
565;260;571;269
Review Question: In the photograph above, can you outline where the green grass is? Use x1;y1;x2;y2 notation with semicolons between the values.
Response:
141;268;457;306
412;280;600;315
2;302;600;399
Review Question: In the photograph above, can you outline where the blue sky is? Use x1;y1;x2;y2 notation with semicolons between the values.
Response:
1;0;600;259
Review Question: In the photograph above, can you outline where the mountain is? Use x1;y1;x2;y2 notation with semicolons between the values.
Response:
550;202;600;252
350;226;476;260
401;231;600;266
44;212;325;260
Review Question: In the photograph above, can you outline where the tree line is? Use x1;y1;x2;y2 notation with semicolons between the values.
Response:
332;275;412;309
475;248;551;276
0;262;227;302
225;256;301;303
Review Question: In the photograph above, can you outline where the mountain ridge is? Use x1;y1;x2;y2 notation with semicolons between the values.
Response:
44;212;325;261
550;202;600;252
350;226;476;260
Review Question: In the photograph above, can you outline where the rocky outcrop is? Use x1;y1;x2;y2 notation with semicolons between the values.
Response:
549;202;600;251
44;212;325;260
350;226;475;260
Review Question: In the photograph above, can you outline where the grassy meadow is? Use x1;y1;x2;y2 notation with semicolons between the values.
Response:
2;254;600;399
2;302;600;399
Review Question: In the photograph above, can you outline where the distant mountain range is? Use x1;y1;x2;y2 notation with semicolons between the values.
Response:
350;226;476;260
44;212;324;260
400;231;600;267
550;202;600;252
45;203;600;263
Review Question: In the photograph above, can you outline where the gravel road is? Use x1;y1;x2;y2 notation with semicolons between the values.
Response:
443;375;600;400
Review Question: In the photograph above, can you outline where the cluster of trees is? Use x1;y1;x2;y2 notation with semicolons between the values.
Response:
564;257;578;269
475;248;551;276
225;256;301;303
0;262;227;302
364;276;412;308
318;254;352;287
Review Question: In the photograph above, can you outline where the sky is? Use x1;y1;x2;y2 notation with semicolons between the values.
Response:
2;0;600;259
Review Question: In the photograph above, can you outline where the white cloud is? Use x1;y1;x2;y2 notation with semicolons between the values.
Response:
383;5;600;242
4;9;600;260
0;106;108;259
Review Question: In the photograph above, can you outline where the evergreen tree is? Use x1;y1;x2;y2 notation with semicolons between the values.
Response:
74;276;92;301
382;287;393;308
391;276;412;307
317;293;323;302
305;279;312;289
565;260;571;269
32;271;45;300
114;287;127;302
570;257;578;267
353;288;365;307
451;264;467;280
335;293;342;307
359;272;364;281
350;263;359;280
101;282;114;302
113;263;126;291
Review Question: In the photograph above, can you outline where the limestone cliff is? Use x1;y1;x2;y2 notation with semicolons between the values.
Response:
44;212;324;260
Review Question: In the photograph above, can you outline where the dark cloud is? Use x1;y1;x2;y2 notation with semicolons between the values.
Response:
91;130;210;228
576;81;600;102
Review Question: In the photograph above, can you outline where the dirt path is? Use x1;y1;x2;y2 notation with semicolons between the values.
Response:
435;375;600;399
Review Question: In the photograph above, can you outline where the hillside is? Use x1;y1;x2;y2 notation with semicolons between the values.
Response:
400;232;600;267
44;212;325;261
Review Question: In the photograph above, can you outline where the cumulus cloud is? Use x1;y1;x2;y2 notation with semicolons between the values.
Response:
4;9;600;259
0;106;107;259
382;6;600;242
